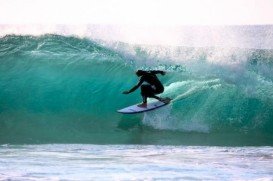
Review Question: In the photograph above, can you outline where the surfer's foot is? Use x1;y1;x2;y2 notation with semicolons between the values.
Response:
159;97;171;104
137;103;147;108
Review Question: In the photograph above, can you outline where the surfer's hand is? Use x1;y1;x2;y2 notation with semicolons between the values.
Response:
123;91;130;94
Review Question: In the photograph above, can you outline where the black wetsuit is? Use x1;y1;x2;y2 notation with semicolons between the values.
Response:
138;71;164;98
125;70;165;104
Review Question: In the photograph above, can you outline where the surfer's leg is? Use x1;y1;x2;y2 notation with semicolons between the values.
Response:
141;85;155;97
141;85;165;103
150;95;167;103
141;85;151;99
142;95;147;104
151;95;161;100
138;95;147;107
150;87;162;101
151;94;171;104
138;85;150;107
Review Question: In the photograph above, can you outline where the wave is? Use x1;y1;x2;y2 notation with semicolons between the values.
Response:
0;34;273;145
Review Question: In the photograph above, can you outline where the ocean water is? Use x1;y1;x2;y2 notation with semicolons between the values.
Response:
0;145;272;180
0;25;273;180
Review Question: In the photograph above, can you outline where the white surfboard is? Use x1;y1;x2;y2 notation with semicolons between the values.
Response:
117;98;171;114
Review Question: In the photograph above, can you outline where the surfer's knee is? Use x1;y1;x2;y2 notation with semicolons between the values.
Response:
141;85;148;94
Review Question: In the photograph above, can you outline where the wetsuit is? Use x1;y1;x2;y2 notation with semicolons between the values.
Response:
124;70;165;104
138;71;164;98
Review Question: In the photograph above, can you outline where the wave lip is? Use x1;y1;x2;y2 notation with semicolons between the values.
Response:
1;25;273;49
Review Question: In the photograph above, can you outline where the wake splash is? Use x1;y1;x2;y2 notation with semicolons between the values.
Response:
143;105;210;133
0;34;273;145
142;79;221;133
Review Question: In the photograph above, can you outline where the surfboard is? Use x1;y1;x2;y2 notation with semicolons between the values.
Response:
117;98;171;114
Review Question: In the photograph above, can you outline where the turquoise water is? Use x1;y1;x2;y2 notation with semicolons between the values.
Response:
0;34;273;146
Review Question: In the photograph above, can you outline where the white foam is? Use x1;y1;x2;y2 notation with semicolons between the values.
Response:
142;103;210;133
163;79;222;101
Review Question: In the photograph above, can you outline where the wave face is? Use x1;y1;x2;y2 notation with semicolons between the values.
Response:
0;34;273;145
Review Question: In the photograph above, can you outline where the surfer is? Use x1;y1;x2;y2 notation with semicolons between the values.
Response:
123;70;169;108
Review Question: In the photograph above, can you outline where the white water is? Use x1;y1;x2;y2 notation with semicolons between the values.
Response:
0;144;272;180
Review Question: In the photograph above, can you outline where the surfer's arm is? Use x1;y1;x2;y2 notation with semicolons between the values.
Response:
123;78;144;94
150;70;166;75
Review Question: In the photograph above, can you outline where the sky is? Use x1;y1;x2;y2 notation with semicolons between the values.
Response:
0;0;273;25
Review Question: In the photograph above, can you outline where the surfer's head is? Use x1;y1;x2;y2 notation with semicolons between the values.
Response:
136;70;146;77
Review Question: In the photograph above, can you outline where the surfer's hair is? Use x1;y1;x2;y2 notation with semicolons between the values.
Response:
136;70;147;76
